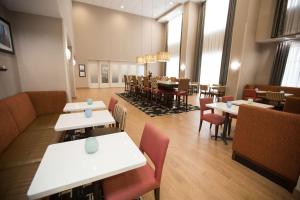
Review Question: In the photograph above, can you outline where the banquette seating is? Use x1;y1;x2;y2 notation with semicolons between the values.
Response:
0;91;66;199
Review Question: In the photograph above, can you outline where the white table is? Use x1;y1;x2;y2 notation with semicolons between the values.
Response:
55;110;115;132
206;101;273;144
256;90;293;97
27;132;147;200
63;101;106;112
231;100;274;109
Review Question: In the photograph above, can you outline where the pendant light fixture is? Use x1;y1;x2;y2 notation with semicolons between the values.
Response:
157;0;170;62
145;0;157;64
136;0;146;64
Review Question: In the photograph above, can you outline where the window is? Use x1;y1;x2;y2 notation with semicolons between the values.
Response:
281;41;300;87
199;0;229;85
166;14;182;78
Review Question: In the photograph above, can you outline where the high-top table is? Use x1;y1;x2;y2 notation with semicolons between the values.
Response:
63;101;106;112
206;101;274;145
27;132;146;200
54;110;115;132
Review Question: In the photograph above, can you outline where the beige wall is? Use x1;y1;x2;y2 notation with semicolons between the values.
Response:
11;12;69;95
226;0;277;98
180;2;199;79
0;6;21;99
72;2;165;88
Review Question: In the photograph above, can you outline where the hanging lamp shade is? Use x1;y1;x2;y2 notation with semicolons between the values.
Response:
136;56;146;64
157;51;170;62
145;54;156;63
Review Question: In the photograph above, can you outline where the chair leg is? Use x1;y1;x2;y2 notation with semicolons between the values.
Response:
154;187;160;200
199;120;203;132
185;95;188;111
210;123;212;129
228;118;232;136
215;125;219;140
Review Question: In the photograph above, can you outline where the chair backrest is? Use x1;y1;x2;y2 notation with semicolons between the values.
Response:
266;92;285;101
217;86;226;93
151;77;158;90
283;97;300;114
137;76;143;87
221;96;234;103
113;104;127;131
124;75;127;84
178;78;190;91
199;97;213;116
143;77;149;87
161;76;169;81
139;123;169;183
200;84;208;91
243;89;257;100
108;97;118;114
170;77;177;82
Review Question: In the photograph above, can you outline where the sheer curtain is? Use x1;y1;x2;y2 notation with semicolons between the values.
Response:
166;14;182;78
284;0;300;35
199;0;229;84
281;41;300;87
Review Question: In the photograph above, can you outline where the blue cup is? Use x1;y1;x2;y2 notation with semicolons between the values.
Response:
226;101;232;108
84;109;93;118
85;137;99;154
86;98;93;105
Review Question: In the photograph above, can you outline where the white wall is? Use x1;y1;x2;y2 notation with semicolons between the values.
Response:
11;12;69;96
73;2;166;88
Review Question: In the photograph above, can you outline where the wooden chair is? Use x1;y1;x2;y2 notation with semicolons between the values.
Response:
91;104;127;136
211;86;226;101
265;91;285;109
199;97;225;140
150;77;163;103
200;84;209;97
175;78;190;111
170;77;177;82
102;123;169;200
142;76;151;100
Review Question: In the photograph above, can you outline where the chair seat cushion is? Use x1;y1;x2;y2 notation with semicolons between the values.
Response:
103;163;159;200
0;127;61;170
175;90;187;96
202;114;225;125
91;127;121;136
0;163;39;200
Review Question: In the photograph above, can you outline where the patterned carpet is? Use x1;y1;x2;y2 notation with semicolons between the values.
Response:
116;93;200;117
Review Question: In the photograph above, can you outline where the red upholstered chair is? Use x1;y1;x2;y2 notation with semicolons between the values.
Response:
242;89;262;102
221;96;237;135
102;123;170;200
108;97;118;115
199;98;225;139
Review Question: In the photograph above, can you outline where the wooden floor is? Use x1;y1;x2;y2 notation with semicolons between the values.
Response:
75;88;292;200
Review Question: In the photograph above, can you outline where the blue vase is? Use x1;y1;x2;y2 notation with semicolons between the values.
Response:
84;109;93;118
85;137;99;154
86;98;93;105
226;101;232;108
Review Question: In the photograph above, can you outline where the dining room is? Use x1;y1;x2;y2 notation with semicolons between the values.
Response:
0;0;300;200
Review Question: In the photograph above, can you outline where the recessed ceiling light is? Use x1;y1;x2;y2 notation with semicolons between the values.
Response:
120;5;124;9
169;1;174;5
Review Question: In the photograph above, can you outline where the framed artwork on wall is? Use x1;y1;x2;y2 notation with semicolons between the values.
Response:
0;17;14;54
79;64;86;77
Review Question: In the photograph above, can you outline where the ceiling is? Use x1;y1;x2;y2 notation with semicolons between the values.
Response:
0;0;61;18
73;0;203;18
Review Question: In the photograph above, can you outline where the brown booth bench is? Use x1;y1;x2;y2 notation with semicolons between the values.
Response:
232;105;300;191
0;91;66;199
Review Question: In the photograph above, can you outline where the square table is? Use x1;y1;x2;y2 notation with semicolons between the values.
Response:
27;132;147;200
63;101;106;112
54;110;115;132
206;101;274;145
231;100;274;109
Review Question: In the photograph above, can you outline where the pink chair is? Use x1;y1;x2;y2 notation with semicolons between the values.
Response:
242;89;262;102
199;98;225;140
102;123;169;200
108;97;118;115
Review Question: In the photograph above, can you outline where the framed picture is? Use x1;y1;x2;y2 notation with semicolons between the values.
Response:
79;71;86;77
0;17;14;54
79;64;86;77
79;64;85;71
